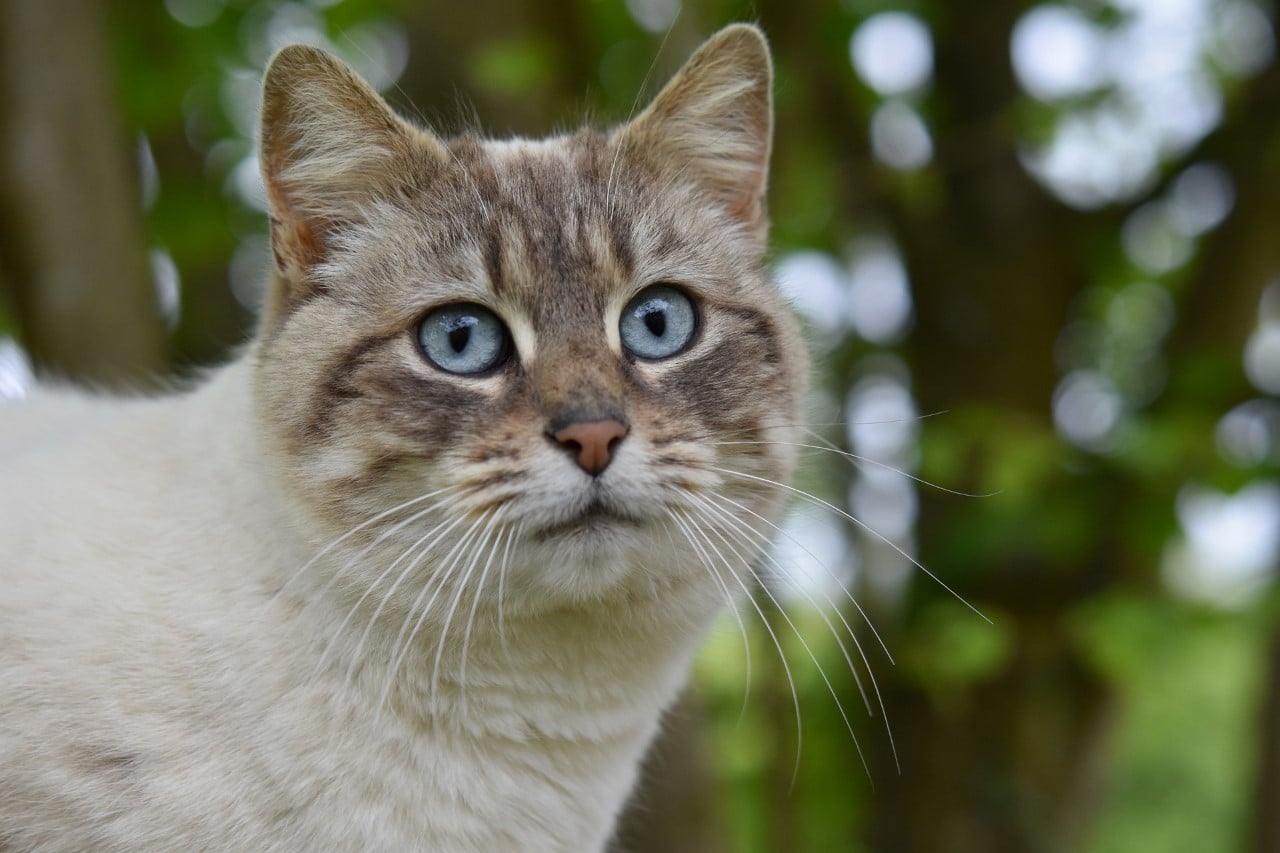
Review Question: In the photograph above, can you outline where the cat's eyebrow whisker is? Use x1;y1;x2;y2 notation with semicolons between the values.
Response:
439;138;492;221
668;507;807;788
267;486;456;609
681;498;876;784
711;465;993;625
604;12;680;218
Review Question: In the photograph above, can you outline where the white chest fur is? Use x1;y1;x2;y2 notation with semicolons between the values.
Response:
0;364;723;852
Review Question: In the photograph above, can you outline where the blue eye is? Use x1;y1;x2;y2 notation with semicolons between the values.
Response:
620;285;697;360
417;304;510;375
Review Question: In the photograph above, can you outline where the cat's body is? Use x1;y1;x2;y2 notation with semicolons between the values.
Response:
0;25;805;852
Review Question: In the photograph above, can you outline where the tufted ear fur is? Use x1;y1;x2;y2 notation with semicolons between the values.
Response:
614;24;773;240
258;46;447;321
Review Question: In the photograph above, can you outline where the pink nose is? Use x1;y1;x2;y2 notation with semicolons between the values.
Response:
552;419;629;476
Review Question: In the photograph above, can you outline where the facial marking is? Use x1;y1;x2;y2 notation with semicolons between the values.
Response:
258;105;806;599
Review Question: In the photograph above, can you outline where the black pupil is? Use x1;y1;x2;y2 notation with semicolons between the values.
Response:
642;304;667;337
447;317;475;354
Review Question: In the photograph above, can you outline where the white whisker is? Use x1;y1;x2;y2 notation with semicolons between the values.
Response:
372;510;491;714
378;509;496;714
681;499;874;784
310;497;460;677
660;513;752;724
495;519;524;661
267;486;455;608
709;489;894;664
687;490;875;704
714;433;996;498
339;509;473;682
604;11;679;217
710;465;992;624
668;507;806;787
432;507;509;702
687;489;898;774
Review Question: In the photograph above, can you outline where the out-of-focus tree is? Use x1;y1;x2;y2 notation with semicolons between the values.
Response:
2;2;1278;852
0;0;166;385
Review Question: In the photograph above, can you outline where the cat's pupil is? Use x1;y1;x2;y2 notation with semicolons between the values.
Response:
448;323;472;353
643;307;666;338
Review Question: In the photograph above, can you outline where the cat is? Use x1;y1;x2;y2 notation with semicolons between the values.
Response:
0;23;806;852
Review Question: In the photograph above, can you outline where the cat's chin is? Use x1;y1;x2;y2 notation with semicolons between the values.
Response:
531;503;643;542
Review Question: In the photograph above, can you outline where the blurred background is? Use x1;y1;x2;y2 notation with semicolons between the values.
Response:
2;0;1278;850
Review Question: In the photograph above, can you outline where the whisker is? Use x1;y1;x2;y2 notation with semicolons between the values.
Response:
379;509;497;714
338;509;473;682
660;513;753;725
308;498;461;675
708;491;893;664
710;465;992;625
432;506;509;702
687;490;875;705
681;500;874;784
713;435;996;499
370;511;489;713
459;520;517;704
267;486;455;608
604;11;679;218
495;519;525;661
668;507;806;788
687;489;899;774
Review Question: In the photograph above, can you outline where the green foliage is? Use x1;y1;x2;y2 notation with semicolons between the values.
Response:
470;37;560;97
898;601;1013;700
1080;598;1265;853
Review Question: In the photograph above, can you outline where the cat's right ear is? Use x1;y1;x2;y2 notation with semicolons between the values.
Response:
259;46;447;318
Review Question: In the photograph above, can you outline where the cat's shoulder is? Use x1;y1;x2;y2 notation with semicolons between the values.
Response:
0;385;114;458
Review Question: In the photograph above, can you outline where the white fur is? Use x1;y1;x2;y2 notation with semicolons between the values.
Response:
0;358;743;851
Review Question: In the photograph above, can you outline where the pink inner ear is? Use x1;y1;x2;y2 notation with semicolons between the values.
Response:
265;174;325;276
269;216;322;276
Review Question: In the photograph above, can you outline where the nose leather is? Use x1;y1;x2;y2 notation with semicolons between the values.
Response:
552;419;629;476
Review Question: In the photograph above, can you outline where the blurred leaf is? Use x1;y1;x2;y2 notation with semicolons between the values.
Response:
470;37;558;98
898;601;1013;702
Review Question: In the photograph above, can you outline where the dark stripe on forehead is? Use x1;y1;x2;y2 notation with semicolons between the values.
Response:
485;229;504;293
607;208;634;276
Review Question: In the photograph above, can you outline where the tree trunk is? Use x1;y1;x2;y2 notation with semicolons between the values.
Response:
0;0;165;385
1252;628;1280;853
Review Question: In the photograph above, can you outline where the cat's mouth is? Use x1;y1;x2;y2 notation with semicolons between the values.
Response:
533;501;642;541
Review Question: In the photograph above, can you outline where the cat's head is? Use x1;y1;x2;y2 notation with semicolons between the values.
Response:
253;25;807;609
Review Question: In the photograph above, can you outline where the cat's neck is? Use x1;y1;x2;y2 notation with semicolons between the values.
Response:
272;534;720;733
252;511;718;851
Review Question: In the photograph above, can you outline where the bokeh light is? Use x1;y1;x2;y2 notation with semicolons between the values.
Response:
849;12;933;96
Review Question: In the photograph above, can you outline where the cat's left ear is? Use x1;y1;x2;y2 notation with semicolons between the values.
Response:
614;24;773;240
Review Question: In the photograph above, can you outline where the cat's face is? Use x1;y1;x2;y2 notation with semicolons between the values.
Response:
254;27;806;608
